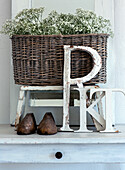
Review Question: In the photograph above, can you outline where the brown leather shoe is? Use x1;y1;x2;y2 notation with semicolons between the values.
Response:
37;112;57;135
17;113;37;135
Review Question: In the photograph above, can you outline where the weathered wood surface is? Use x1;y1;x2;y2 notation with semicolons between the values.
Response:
0;125;125;163
61;45;102;132
15;89;26;126
0;125;124;144
1;144;125;163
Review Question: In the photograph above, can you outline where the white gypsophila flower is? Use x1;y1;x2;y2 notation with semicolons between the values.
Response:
0;7;113;37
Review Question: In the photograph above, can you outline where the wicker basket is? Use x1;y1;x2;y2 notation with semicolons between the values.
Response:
11;34;108;86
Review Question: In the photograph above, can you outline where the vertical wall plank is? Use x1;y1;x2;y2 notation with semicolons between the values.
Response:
114;0;125;124
95;0;116;124
0;0;11;124
95;0;115;86
10;0;30;124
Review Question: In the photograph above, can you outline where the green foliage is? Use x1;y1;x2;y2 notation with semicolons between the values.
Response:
0;7;113;37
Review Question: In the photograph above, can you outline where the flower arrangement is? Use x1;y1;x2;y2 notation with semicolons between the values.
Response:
1;7;113;37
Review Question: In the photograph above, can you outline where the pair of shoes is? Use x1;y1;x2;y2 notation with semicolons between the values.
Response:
17;112;57;135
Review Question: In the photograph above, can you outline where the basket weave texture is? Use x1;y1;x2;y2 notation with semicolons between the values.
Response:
11;34;108;86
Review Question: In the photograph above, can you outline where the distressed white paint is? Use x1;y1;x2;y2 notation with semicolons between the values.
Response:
0;125;125;144
61;46;73;131
68;46;102;85
76;88;90;132
0;164;123;170
90;92;105;131
15;86;63;126
15;85;78;127
1;144;125;164
30;99;63;107
90;88;125;132
15;89;26;126
87;92;105;127
21;86;63;91
61;45;103;132
73;86;105;132
0;125;125;164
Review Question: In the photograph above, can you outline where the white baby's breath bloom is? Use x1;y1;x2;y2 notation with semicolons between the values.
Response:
0;7;113;37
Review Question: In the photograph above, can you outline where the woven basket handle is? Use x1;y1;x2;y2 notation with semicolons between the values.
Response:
64;45;102;86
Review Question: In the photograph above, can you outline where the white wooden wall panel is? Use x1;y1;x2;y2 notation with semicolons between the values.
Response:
95;0;116;125
0;0;10;124
95;0;115;87
114;0;125;124
10;0;30;125
32;0;94;18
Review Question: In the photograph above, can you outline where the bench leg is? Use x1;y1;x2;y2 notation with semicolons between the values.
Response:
15;89;26;127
